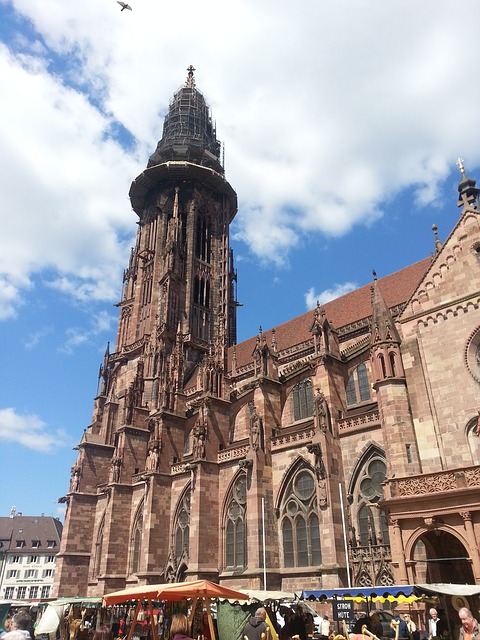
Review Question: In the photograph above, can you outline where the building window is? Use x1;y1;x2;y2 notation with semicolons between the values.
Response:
466;416;480;461
292;379;314;421
174;488;191;564
42;569;54;578
224;474;247;570
16;540;25;548
28;555;39;564
280;467;321;568
17;587;27;599
195;212;211;263
130;510;143;575
41;586;50;599
10;556;21;564
346;363;371;406
32;540;41;548
4;587;14;599
46;555;55;563
25;569;38;578
47;540;56;548
6;570;18;579
94;518;105;578
29;586;39;599
351;453;390;547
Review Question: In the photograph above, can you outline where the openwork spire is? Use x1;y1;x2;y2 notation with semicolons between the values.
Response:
147;66;222;172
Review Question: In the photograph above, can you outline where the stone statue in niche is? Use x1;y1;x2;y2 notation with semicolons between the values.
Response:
145;441;160;472
110;452;122;483
69;461;81;492
314;389;327;433
249;404;264;452
192;409;207;460
307;442;328;508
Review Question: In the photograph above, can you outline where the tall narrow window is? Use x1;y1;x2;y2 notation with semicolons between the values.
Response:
94;517;105;578
389;352;397;377
224;474;247;570
346;363;371;406
346;374;357;405
357;364;370;401
131;510;143;575
292;379;314;421
280;467;322;568
358;504;373;546
174;488;191;563
195;213;211;263
378;354;387;378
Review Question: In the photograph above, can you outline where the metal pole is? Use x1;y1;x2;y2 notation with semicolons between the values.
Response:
262;497;267;590
339;482;352;588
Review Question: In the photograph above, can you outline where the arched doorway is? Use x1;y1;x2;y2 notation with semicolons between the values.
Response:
412;530;474;584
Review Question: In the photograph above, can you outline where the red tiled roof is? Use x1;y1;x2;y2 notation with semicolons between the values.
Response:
230;257;432;370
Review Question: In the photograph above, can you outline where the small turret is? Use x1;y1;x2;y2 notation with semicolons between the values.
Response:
370;270;404;383
457;157;479;210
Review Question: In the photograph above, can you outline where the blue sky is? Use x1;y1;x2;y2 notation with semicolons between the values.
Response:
1;0;480;520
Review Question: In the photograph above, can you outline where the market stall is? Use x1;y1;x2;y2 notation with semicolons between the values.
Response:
103;580;249;640
35;597;103;640
217;589;295;640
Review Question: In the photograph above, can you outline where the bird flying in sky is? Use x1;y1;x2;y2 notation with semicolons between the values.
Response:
117;1;132;10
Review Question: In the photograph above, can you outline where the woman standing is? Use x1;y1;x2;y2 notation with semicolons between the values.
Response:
170;615;194;640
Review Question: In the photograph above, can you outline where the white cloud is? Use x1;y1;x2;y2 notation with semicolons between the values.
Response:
60;310;117;354
0;407;71;452
1;0;480;315
305;283;358;310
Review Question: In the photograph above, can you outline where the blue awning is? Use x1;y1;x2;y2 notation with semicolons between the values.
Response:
301;585;416;601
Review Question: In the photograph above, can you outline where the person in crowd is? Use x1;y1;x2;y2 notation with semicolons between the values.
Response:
2;612;32;640
200;611;216;640
92;627;113;640
279;609;293;640
428;609;447;640
353;613;372;635
170;614;194;640
458;607;480;640
288;607;307;640
388;612;408;639
305;613;315;639
321;616;331;640
403;613;419;640
369;613;383;638
243;608;270;640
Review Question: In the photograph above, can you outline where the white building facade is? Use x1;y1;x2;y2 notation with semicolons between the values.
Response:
0;511;63;601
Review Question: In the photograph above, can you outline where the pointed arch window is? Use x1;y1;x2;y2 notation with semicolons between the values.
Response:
195;212;211;263
130;509;143;575
293;379;314;421
93;517;105;578
388;352;397;377
466;416;480;462
173;488;191;563
346;363;371;406
280;467;321;568
353;456;389;546
224;474;247;570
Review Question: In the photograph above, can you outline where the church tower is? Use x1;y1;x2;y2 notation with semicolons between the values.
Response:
369;273;421;478
53;68;238;596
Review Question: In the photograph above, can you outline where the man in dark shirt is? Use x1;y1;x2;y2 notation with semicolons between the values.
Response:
243;608;270;640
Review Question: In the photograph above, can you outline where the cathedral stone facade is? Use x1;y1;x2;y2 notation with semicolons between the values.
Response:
53;69;480;598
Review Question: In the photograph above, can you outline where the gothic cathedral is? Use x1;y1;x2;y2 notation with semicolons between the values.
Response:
54;69;480;596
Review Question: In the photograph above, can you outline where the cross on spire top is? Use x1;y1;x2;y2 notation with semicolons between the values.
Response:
186;65;196;88
457;157;465;176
